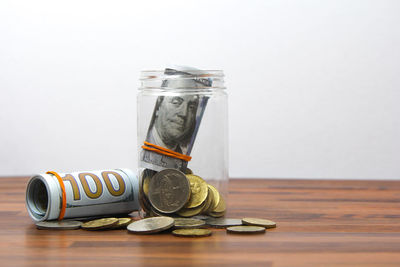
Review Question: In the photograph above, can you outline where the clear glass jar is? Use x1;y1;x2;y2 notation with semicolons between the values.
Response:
137;68;228;217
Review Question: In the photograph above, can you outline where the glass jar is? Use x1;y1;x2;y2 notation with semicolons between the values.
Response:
137;67;228;218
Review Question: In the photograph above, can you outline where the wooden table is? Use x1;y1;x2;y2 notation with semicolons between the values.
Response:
1;177;399;266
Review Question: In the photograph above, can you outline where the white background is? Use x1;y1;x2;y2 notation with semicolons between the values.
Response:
1;0;399;179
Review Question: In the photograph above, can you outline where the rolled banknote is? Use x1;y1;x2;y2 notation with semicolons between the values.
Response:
26;168;139;222
140;65;212;172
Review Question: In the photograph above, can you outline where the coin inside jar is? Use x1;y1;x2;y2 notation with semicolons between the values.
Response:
206;184;220;212
177;199;207;217
148;169;190;214
185;174;208;208
173;218;206;229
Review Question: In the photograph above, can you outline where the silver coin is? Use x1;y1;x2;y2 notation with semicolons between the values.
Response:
206;218;243;228
192;215;211;220
173;218;206;229
36;220;82;230
226;225;266;234
148;169;190;214
127;216;174;234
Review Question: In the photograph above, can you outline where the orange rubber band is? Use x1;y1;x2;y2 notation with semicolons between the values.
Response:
46;171;66;220
142;141;192;162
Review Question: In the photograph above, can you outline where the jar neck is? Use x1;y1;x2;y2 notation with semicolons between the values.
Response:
140;70;225;90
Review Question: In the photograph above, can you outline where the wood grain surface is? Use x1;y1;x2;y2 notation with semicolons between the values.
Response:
1;177;399;267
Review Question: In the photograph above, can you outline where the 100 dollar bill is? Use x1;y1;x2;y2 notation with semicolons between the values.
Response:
140;66;211;172
26;169;139;222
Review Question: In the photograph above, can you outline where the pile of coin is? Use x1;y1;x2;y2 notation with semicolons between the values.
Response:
34;168;278;238
139;168;226;218
125;216;276;236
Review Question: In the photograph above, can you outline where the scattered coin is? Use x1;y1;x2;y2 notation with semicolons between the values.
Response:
185;174;208;208
172;228;212;237
226;225;266;234
81;218;119;230
35;220;82;230
206;218;242;228
127;216;174;234
242;218;276;229
148;169;191;214
111;218;133;229
173;218;206;229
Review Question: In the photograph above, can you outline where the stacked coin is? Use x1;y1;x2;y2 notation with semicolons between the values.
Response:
140;168;226;218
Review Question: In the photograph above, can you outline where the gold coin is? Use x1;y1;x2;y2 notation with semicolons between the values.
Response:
206;184;220;213
242;218;276;228
212;194;226;213
226;225;266;234
81;218;119;230
177;201;206;217
208;210;226;218
173;218;206;229
140;194;152;214
143;176;150;197
141;169;156;198
185;174;208;208
172;228;212;237
200;188;213;213
111;218;133;229
184;168;193;175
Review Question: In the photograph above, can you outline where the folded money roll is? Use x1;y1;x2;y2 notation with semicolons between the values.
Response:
26;169;139;222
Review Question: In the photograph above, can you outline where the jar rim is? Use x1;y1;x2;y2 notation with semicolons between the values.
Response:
140;70;224;79
140;70;225;90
